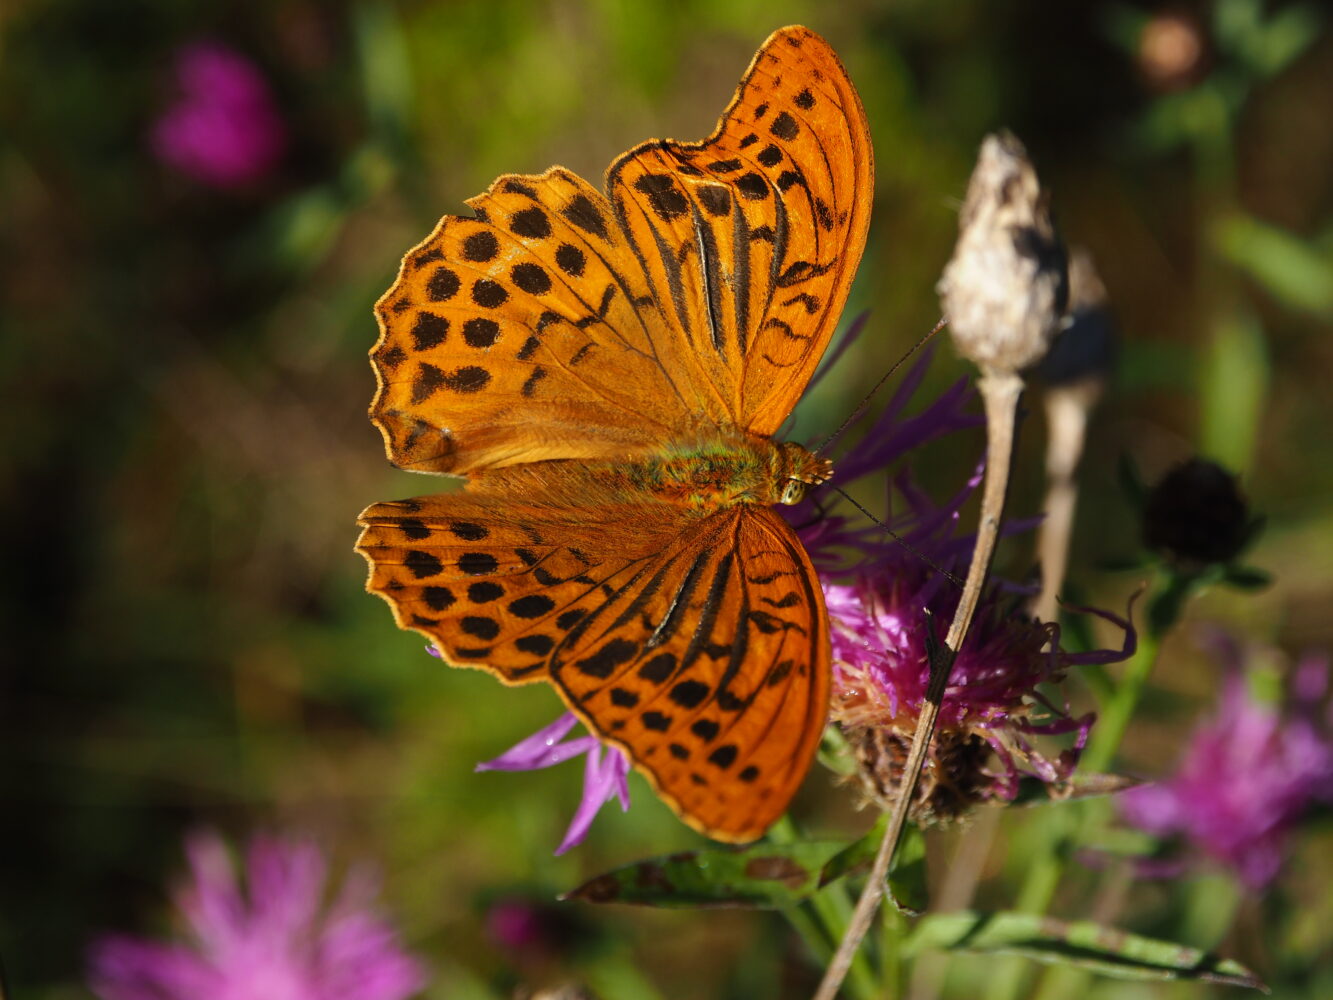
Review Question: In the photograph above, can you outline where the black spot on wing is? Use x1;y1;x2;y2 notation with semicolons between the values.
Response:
510;206;551;239
770;111;799;141
562;195;610;240
462;230;499;262
411;313;449;350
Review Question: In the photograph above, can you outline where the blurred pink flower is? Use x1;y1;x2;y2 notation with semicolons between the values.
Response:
89;832;426;1000
151;41;285;187
1120;638;1333;887
476;712;630;855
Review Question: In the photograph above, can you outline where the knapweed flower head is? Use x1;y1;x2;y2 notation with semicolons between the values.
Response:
151;41;286;188
1119;635;1333;888
797;362;1132;822
88;831;427;1000
476;711;631;855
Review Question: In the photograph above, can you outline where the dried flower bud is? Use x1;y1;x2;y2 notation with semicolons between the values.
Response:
938;131;1068;374
1144;458;1252;567
1038;247;1116;387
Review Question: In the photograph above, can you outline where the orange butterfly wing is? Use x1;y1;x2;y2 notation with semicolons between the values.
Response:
359;25;871;841
370;25;871;475
607;24;873;434
370;167;697;476
548;504;830;841
356;466;829;842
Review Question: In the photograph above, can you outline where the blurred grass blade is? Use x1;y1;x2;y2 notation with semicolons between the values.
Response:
1200;308;1268;474
354;1;414;150
905;910;1266;989
566;838;872;909
1213;213;1333;317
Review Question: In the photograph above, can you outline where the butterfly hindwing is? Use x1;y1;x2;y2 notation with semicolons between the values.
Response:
359;483;829;843
549;505;830;843
356;485;682;684
606;24;873;436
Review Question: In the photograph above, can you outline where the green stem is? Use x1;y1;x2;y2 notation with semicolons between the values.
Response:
769;817;880;999
881;902;905;999
1082;605;1166;774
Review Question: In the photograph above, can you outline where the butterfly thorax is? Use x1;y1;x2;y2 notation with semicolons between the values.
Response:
608;435;832;513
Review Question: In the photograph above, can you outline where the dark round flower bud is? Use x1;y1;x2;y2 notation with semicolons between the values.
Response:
1143;459;1252;567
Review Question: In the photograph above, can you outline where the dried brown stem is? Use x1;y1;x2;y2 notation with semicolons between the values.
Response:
813;370;1024;1000
1031;380;1100;623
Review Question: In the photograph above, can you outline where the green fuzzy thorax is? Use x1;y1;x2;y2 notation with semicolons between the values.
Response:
631;439;774;510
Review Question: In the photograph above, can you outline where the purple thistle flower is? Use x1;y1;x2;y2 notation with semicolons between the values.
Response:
88;831;427;1000
476;712;631;855
151;41;286;188
1119;636;1333;888
793;353;1132;820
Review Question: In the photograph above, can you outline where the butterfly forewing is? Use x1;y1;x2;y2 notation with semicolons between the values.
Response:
607;24;873;435
549;506;830;842
372;169;725;476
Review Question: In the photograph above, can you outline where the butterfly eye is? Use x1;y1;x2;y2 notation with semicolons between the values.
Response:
779;479;807;505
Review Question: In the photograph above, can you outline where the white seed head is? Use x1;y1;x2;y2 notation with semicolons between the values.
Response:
938;131;1068;374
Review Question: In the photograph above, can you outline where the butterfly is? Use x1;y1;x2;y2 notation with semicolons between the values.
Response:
356;25;872;843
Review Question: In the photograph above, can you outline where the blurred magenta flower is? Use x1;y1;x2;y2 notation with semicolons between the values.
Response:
486;898;548;954
476;712;630;854
1120;637;1333;888
151;41;286;187
88;832;427;1000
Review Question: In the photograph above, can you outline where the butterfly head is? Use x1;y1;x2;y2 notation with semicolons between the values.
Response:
772;441;833;506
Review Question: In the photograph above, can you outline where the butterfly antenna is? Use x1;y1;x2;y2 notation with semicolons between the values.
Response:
814;316;948;456
832;486;966;591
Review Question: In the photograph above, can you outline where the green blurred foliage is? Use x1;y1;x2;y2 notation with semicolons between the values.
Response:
2;0;1331;997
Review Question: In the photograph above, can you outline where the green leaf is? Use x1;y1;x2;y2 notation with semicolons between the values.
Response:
1007;772;1142;807
817;721;857;776
817;814;886;888
1148;573;1195;639
1222;564;1273;590
905;910;1266;989
816;817;929;915
565;839;863;909
1213;213;1333;317
888;824;929;915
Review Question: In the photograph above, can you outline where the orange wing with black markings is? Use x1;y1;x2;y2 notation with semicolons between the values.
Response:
607;24;873;435
369;25;871;474
357;469;829;843
359;26;871;842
